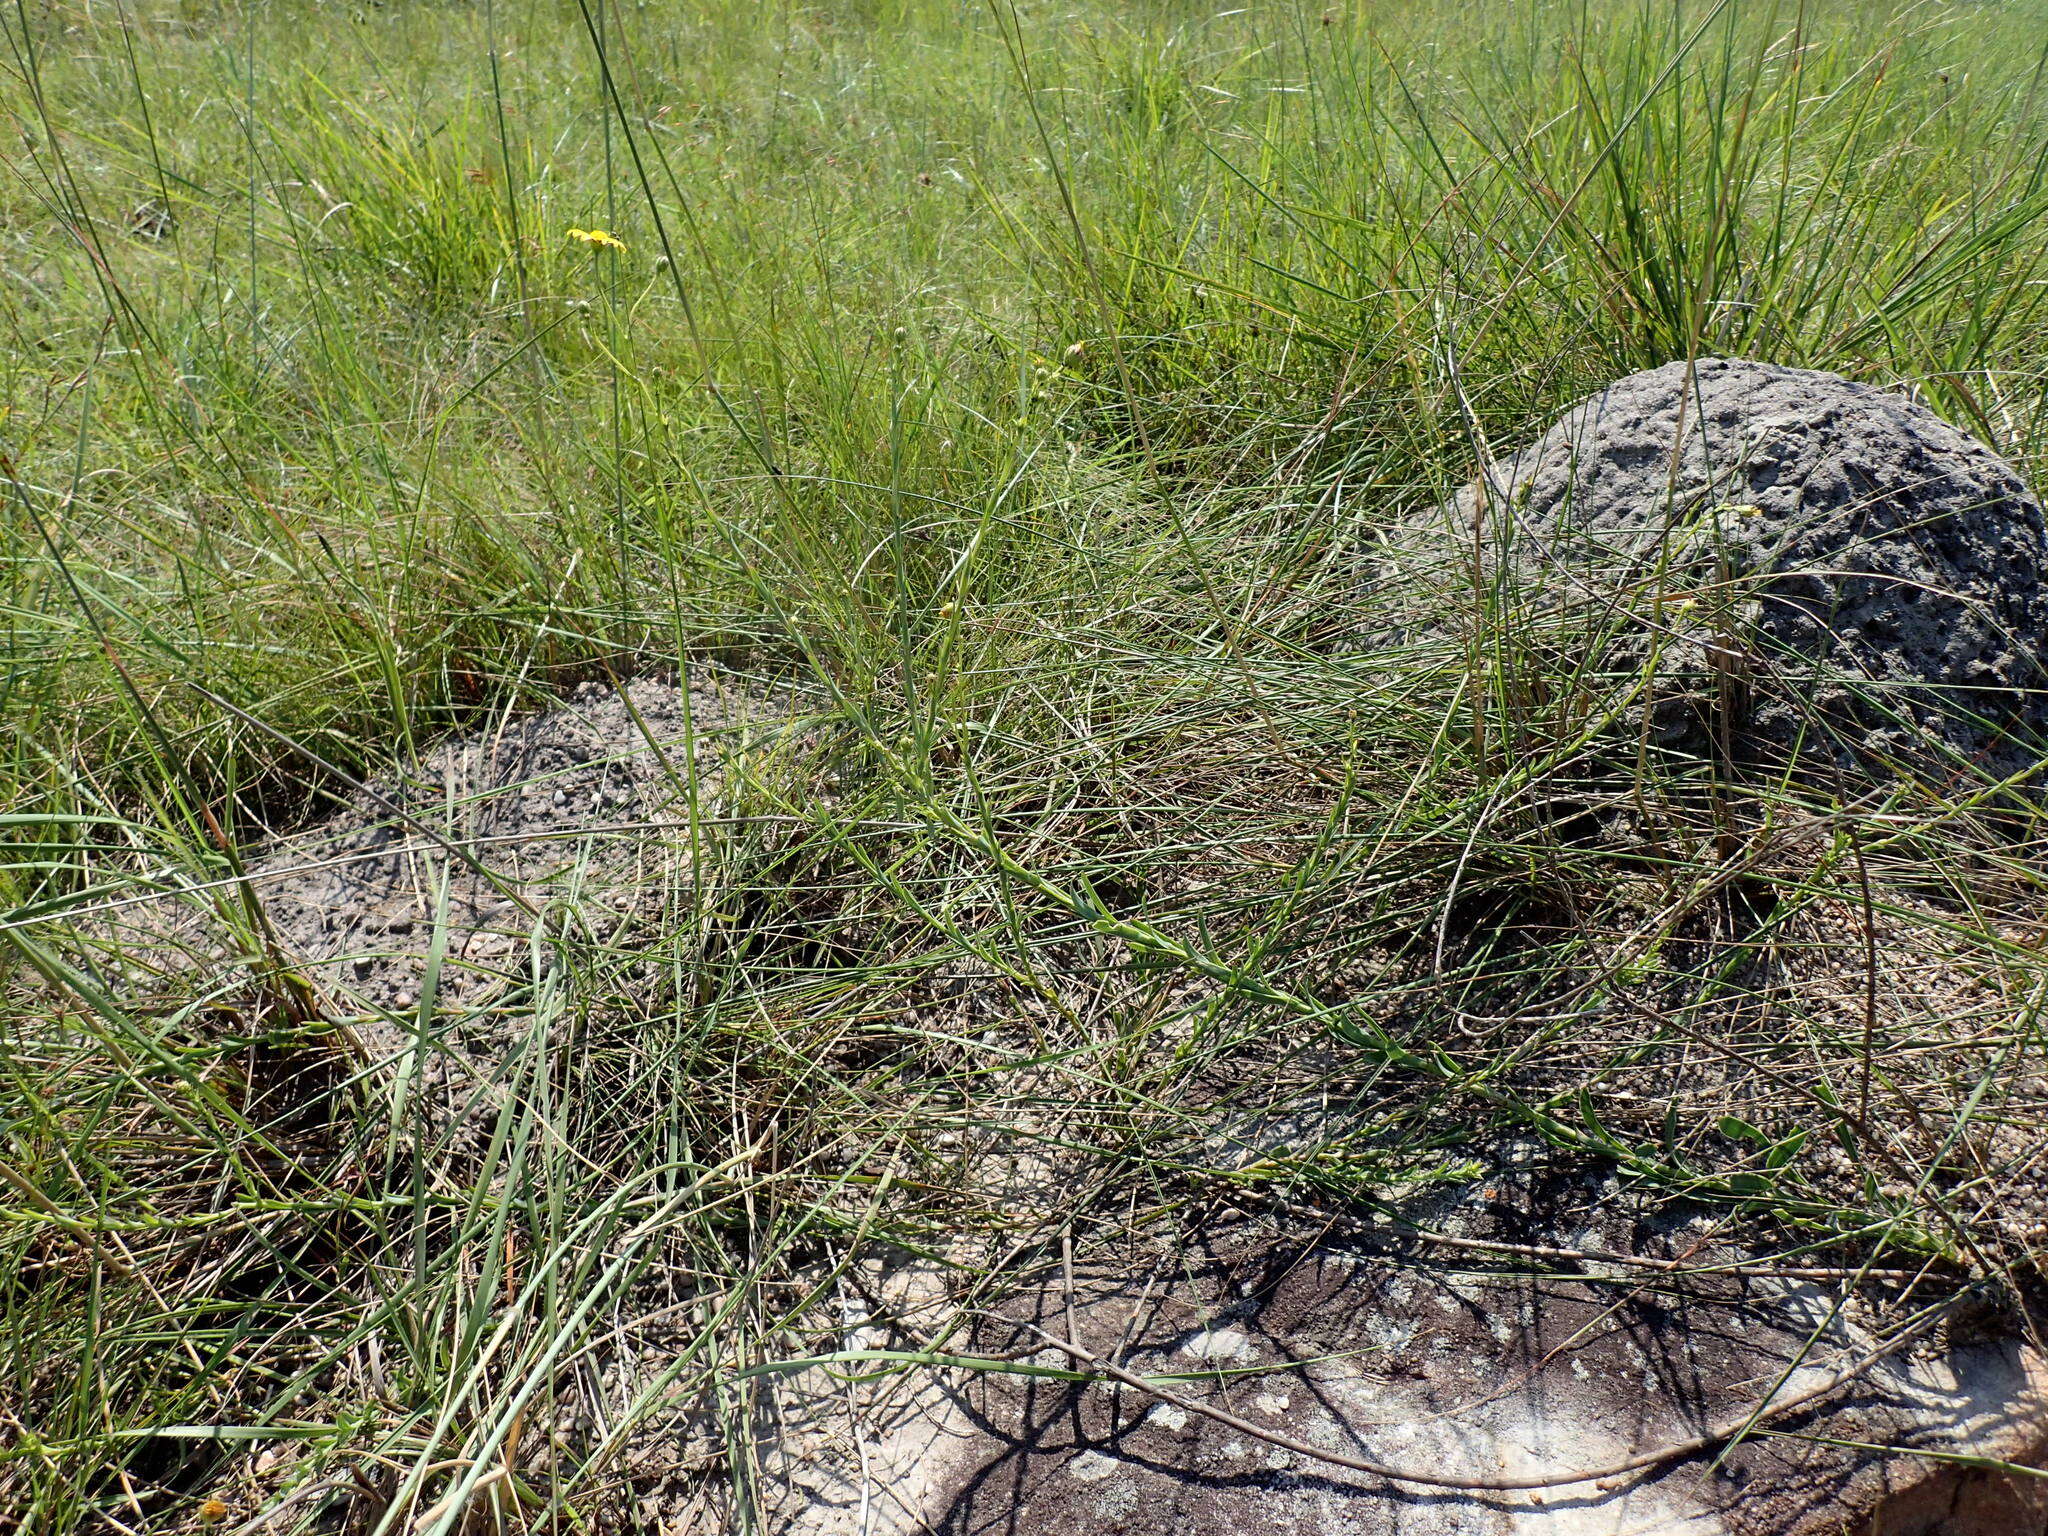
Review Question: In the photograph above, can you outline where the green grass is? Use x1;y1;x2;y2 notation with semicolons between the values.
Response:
6;0;2048;1529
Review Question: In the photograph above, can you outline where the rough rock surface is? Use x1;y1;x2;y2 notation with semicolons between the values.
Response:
118;674;776;1099
745;1163;2048;1536
1422;358;2048;780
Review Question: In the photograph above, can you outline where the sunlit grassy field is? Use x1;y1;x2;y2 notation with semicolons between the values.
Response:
7;0;2048;1529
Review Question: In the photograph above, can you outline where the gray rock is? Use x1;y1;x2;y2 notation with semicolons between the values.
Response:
1424;358;2048;782
112;675;780;1142
749;1198;2048;1536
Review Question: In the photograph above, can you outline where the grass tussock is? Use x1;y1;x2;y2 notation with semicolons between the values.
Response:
5;0;2048;1530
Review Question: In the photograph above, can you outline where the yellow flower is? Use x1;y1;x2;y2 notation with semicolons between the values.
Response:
566;226;626;252
197;1499;231;1525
